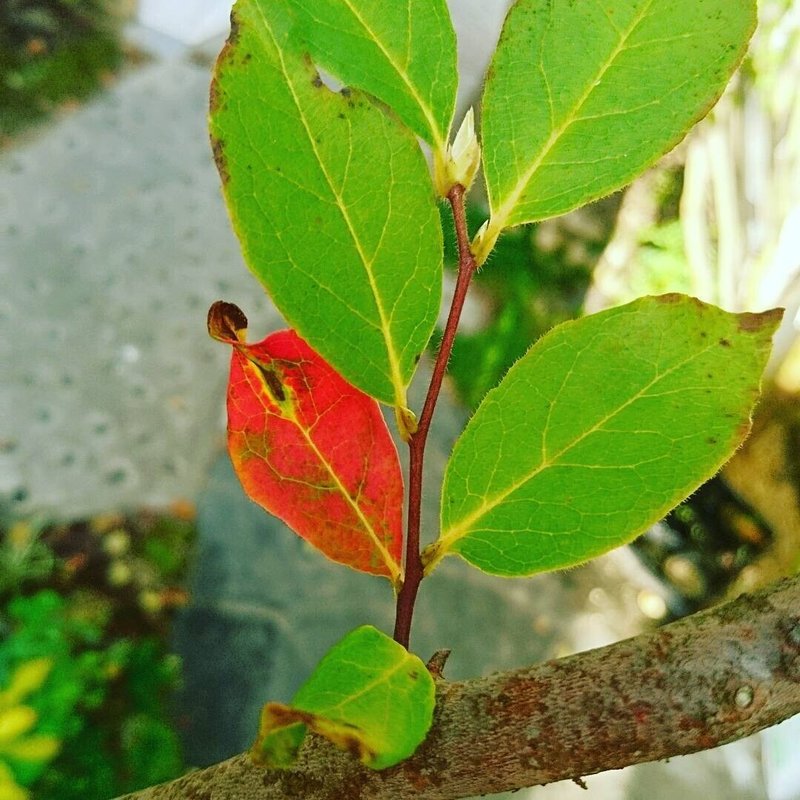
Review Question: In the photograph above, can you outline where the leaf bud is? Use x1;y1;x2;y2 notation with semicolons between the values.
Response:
436;109;482;195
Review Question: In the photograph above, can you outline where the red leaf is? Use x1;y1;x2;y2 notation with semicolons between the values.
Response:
208;302;404;584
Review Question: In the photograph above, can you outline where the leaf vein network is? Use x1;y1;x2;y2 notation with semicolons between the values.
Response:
489;0;657;228
254;5;409;407
442;337;717;548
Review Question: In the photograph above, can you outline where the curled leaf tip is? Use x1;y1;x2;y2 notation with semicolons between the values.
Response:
737;307;784;333
208;300;248;344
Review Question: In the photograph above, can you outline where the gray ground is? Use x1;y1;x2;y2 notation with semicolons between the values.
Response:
1;21;784;800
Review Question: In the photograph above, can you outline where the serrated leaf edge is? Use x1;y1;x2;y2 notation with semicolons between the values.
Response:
477;0;657;263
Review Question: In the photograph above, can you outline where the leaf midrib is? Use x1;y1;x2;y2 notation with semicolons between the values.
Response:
292;407;403;582
338;0;448;152
255;6;408;409
245;361;403;583
488;0;656;230
312;653;411;717
438;338;714;552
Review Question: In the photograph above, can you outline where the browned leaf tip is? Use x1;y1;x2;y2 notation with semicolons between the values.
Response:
654;292;685;304
208;300;248;344
737;307;784;333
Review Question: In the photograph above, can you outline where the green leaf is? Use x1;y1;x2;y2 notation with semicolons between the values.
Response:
210;0;442;409
427;295;781;577
476;0;756;263
251;626;435;770
287;0;457;155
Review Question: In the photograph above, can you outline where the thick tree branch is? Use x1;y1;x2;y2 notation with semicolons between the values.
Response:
119;574;800;800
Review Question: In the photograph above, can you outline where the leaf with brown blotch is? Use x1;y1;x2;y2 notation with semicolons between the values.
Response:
208;301;404;586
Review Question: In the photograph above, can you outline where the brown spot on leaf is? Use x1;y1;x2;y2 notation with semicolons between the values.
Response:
719;338;731;348
259;367;287;402
209;10;241;94
228;9;241;45
210;136;229;185
340;732;371;761
209;77;224;115
265;703;312;728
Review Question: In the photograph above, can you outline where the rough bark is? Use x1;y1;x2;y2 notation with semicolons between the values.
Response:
119;573;800;800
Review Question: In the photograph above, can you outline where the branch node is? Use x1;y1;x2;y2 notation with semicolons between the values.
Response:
426;649;452;679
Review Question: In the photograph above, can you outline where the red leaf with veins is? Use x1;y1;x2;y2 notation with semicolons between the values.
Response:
208;302;404;585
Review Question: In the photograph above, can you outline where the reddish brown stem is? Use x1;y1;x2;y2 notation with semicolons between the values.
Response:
394;184;478;648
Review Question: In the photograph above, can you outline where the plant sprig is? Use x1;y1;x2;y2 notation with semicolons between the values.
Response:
207;0;773;772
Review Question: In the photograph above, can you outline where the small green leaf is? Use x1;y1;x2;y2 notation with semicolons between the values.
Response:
210;0;442;409
476;0;756;262
287;0;457;155
428;295;781;577
251;626;435;770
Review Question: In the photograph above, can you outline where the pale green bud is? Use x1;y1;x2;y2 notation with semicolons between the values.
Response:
449;109;481;189
435;109;482;195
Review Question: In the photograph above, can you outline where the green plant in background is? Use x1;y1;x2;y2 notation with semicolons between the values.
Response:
0;657;60;800
438;204;602;410
0;506;194;800
0;519;54;596
0;589;183;800
0;0;129;141
0;591;110;798
197;0;790;780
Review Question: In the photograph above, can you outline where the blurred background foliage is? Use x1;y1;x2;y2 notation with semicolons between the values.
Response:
0;0;133;141
0;511;193;799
